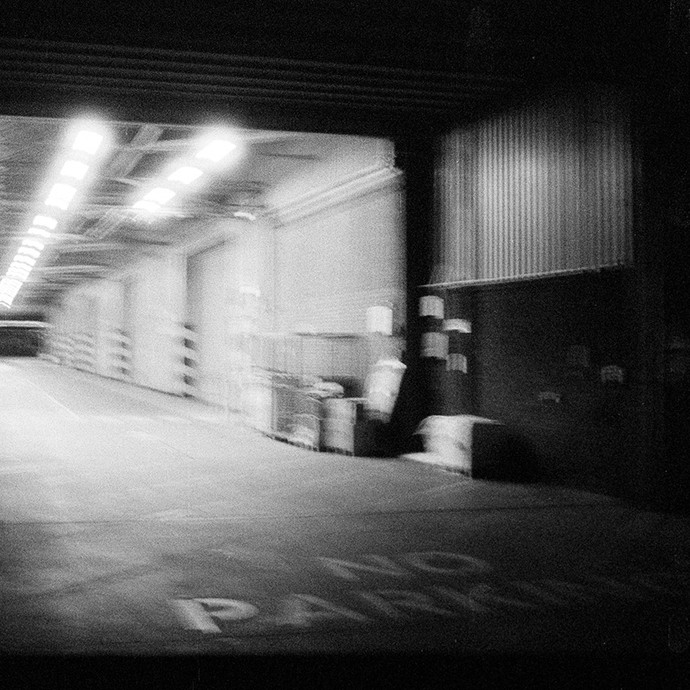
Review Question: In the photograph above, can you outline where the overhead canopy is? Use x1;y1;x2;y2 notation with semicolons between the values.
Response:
0;115;387;309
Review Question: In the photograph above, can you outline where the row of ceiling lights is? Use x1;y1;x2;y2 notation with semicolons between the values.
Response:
0;120;242;309
131;131;241;218
0;121;109;309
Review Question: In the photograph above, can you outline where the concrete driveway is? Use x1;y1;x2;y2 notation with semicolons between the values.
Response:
0;359;689;670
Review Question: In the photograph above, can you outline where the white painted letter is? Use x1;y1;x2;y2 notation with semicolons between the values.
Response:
371;589;456;617
276;594;368;627
317;555;409;582
433;585;492;614
172;598;259;633
404;551;492;576
172;598;259;634
469;584;538;610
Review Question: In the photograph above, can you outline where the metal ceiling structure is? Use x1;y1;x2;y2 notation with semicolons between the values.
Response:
0;33;522;314
0;115;341;309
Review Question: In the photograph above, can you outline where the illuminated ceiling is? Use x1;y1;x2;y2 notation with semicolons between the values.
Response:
0;116;335;310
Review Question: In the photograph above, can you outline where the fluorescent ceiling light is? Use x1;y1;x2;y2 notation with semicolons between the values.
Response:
7;267;30;281
133;200;161;214
1;277;22;291
17;247;40;259
196;140;237;162
72;130;104;155
143;187;176;205
60;160;89;180
32;215;58;230
13;255;36;267
11;260;32;270
0;282;19;294
233;211;256;221
28;227;52;238
22;239;45;251
167;166;203;185
46;183;77;210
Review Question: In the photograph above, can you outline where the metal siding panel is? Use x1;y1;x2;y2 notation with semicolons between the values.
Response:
454;131;460;281
494;114;501;280
502;112;509;280
509;111;516;279
520;108;528;277
502;113;510;280
487;117;495;280
543;101;552;274
433;86;631;288
593;96;600;267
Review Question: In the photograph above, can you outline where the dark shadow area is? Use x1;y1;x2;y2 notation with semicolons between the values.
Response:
0;522;69;654
473;426;541;483
0;328;43;357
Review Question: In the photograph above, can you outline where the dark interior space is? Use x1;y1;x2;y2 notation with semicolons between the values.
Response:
440;269;643;499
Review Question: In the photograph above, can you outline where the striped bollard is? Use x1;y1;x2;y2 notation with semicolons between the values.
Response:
113;329;131;380
182;323;198;397
74;331;96;373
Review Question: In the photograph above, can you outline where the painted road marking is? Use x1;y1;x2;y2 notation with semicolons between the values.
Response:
317;556;409;582
355;589;457;618
172;572;688;635
276;595;369;627
173;598;259;634
316;552;492;582
171;549;690;635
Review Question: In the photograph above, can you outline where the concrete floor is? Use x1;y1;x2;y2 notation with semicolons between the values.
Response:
1;358;689;662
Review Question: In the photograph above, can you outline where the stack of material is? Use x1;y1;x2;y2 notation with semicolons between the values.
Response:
322;397;373;455
408;415;506;477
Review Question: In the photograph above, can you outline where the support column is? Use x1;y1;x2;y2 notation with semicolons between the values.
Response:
386;133;437;455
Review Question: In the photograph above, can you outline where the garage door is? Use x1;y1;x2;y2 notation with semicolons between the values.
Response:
187;244;228;406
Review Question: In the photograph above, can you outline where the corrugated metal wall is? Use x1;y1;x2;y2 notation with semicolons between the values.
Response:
433;85;633;285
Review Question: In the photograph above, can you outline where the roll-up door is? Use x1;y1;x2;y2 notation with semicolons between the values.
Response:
187;244;228;406
122;277;136;378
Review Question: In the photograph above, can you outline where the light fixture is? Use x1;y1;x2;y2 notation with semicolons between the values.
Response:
4;119;110;308
196;139;237;162
46;183;77;210
7;267;30;281
143;187;176;205
28;227;52;238
167;166;203;185
133;200;161;214
9;268;31;281
1;277;23;292
32;215;58;230
22;239;45;251
17;247;41;259
233;211;256;221
60;160;89;180
72;129;104;155
13;255;36;267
